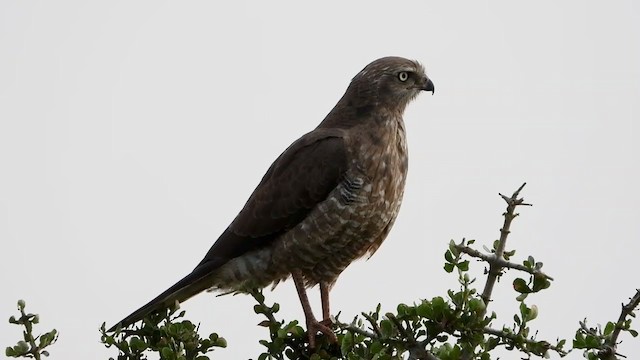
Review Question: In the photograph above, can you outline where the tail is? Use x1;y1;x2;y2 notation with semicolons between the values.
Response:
107;262;220;332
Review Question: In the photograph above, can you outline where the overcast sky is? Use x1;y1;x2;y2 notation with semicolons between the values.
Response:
1;1;639;359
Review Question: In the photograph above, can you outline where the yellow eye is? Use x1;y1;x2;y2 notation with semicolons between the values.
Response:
398;71;409;82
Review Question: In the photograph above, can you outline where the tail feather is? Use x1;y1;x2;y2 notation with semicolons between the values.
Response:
108;262;220;332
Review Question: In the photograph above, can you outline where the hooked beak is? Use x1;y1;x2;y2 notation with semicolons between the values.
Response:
421;77;435;95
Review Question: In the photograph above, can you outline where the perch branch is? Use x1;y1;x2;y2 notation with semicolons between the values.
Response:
480;182;532;307
454;244;553;281
600;289;640;359
483;326;568;356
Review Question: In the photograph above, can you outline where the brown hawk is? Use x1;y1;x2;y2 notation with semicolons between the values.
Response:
110;56;434;347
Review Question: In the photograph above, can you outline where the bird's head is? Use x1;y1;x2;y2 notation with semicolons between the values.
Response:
349;56;434;114
320;56;434;129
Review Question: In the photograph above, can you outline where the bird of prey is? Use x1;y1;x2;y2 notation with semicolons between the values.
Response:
110;56;434;347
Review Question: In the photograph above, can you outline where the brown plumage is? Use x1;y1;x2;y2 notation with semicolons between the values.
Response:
110;56;434;346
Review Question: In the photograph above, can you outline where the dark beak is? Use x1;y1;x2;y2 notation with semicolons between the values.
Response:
421;77;435;95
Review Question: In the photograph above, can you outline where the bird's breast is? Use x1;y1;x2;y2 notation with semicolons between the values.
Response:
273;118;409;285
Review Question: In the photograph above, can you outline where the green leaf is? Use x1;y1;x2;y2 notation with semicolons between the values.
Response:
573;332;586;348
528;304;538;321
380;319;393;338
629;329;638;337
457;260;469;271
369;340;383;354
584;334;600;348
492;240;499;252
17;341;29;353
161;346;174;359
444;250;454;263
468;298;486;313
448;240;457;255
604;321;615;336
253;291;265;303
397;303;409;316
532;274;551;292
431;296;447;315
519;302;529;321
6;347;17;357
416;302;432;318
504;249;516;259
341;332;354;354
513;278;531;293
130;337;147;351
444;263;455;273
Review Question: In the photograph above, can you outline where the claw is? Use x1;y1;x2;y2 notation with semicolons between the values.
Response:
319;317;334;327
305;317;337;348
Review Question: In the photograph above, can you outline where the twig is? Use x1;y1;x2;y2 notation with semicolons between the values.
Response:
336;317;442;360
336;320;377;338
362;312;382;337
387;313;415;343
600;289;640;359
483;326;568;356
454;244;554;281
480;183;532;307
249;289;279;325
20;307;41;360
579;319;598;337
461;183;531;360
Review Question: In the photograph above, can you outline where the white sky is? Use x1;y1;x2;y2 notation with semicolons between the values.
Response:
1;1;639;359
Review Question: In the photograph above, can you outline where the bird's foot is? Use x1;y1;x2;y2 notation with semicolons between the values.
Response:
319;316;334;327
305;317;337;349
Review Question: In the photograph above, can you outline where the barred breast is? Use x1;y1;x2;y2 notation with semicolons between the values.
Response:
208;115;408;290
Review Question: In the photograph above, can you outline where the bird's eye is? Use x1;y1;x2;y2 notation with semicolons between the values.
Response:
397;71;409;82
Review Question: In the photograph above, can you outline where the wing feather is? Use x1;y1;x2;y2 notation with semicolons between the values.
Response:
109;129;349;331
198;128;348;266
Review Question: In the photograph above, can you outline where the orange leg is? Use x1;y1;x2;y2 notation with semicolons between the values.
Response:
292;270;337;348
320;282;332;324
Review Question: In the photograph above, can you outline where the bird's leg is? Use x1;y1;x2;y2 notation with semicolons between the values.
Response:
320;281;333;326
291;270;337;348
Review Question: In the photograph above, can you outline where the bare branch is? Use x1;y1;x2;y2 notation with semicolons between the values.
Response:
387;313;415;342
362;312;382;337
600;289;640;360
336;316;442;360
579;319;599;337
483;326;568;356
460;183;532;360
455;244;554;281
481;183;532;307
336;320;377;338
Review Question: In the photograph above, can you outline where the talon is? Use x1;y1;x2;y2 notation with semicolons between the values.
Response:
319;317;334;327
305;318;337;348
292;272;338;348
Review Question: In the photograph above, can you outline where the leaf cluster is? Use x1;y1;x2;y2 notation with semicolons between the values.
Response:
100;308;226;360
5;300;58;359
